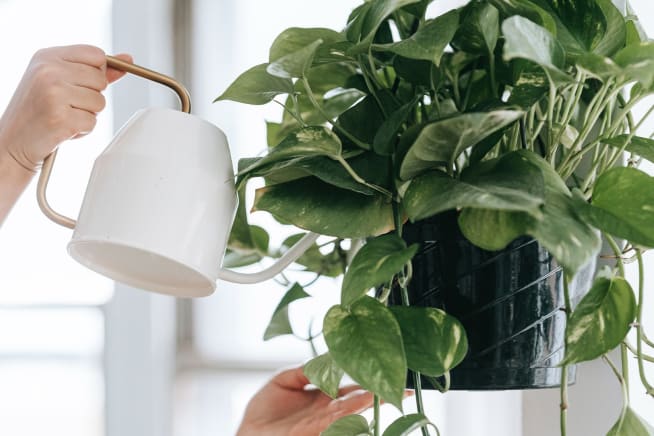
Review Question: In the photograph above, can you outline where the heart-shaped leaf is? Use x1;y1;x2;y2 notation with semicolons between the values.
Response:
253;177;395;238
528;0;624;58
585;167;654;248
458;207;529;251
324;297;407;410
607;407;654;436
267;39;324;79
347;0;421;51
238;126;342;179
215;63;294;105
303;353;344;399
563;275;636;365
269;27;345;63
614;42;654;89
322;415;371;436
263;283;311;341
372;9;459;65
453;2;499;55
502;15;568;83
404;151;546;221
389;306;468;376
399;110;524;179
382;414;432;436
341;234;418;306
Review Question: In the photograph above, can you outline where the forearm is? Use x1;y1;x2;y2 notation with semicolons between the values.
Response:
0;145;35;225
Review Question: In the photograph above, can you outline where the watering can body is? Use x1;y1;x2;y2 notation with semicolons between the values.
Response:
68;108;237;297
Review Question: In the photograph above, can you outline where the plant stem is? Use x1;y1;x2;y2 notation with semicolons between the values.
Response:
335;156;394;199
560;367;568;436
604;234;626;277
374;395;381;436
603;353;629;430
560;275;573;436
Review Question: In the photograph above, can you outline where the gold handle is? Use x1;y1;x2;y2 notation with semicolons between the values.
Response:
37;55;192;229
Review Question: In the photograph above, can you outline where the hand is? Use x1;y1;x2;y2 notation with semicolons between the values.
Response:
0;45;132;172
236;366;375;436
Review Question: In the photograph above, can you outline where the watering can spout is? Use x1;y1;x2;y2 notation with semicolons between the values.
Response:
37;55;318;298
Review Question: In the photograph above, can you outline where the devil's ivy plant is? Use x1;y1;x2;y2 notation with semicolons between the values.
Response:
217;0;654;434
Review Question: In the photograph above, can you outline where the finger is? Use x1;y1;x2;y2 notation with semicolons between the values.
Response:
337;384;364;397
66;108;98;139
328;389;375;417
66;63;107;91
271;366;310;391
58;44;106;67
106;53;133;84
68;85;106;114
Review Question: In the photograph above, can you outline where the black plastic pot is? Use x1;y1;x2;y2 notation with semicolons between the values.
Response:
387;211;593;390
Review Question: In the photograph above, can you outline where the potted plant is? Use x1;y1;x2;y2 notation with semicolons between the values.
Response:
216;0;654;434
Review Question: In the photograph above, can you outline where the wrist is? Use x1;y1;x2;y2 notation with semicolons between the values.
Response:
0;122;40;175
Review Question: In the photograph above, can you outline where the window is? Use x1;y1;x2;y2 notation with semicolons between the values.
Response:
0;1;114;434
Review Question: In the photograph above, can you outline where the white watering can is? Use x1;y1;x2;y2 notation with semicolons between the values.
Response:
37;56;318;298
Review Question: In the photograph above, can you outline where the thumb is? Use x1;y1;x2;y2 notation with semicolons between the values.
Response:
106;53;133;84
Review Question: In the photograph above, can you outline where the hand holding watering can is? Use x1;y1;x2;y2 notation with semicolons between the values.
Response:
37;55;318;297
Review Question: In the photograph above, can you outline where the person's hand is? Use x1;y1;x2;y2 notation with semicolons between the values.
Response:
236;366;375;436
0;45;132;172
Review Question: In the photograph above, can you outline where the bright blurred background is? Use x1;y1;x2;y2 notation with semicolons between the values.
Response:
0;1;652;435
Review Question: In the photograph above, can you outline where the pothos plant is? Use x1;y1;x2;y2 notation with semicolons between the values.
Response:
216;0;654;434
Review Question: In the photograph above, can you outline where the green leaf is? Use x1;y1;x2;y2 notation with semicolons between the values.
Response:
215;63;294;105
372;10;459;65
382;414;432;436
228;187;256;252
263;283;311;341
614;42;654;89
502;15;568;83
575;52;622;81
322;415;371;436
458;207;529;251
269;27;345;63
528;190;601;276
373;101;416;156
607;407;654;436
238;126;342;179
403;151;545;221
341;234;418;306
605;135;654;163
489;0;557;34
253;177;395;238
267;39;324;79
508;67;549;108
453;2;500;55
584;167;654;248
389;306;468;376
563;276;636;364
303;353;344;399
337;93;399;149
393;56;439;88
324;297;407;410
530;0;626;58
399;110;524;179
347;0;421;51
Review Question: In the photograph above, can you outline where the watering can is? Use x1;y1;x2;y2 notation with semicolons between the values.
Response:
37;56;318;298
